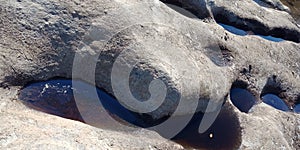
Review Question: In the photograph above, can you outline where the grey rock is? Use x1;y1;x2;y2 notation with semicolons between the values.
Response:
164;0;300;42
0;0;300;149
1;0;299;118
0;87;183;149
254;0;290;12
211;0;300;42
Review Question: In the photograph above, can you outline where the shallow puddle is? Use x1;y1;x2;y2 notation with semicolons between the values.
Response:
294;104;300;113
219;23;247;36
261;94;290;111
230;88;257;113
253;0;273;8
218;23;285;42
19;79;83;121
258;35;284;42
172;103;242;150
19;79;242;149
18;79;143;130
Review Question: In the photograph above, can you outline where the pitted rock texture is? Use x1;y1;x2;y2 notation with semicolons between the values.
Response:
162;0;300;42
0;87;183;149
0;0;300;149
1;0;299;118
255;0;290;12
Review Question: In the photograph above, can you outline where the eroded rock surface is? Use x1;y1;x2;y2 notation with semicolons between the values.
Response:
0;87;183;149
0;0;299;149
281;0;300;24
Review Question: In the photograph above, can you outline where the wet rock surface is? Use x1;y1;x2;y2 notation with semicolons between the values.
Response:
173;103;242;150
262;94;291;111
254;0;290;12
0;87;183;149
163;0;300;42
0;0;299;149
18;79;243;149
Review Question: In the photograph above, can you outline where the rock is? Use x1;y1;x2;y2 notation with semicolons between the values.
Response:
161;0;214;19
0;87;183;149
255;0;290;12
211;0;300;42
163;0;300;42
1;0;299;118
233;100;300;149
281;0;300;24
0;0;232;119
0;0;300;149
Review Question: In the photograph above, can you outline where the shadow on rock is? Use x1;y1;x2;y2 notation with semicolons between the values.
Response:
18;79;242;149
172;103;242;150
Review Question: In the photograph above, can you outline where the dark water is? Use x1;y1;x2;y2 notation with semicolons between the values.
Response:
18;79;299;150
219;23;247;36
19;79;243;149
18;79;141;127
219;23;285;42
165;3;198;19
261;94;290;111
258;35;284;42
230;88;257;113
294;104;300;113
19;80;82;121
253;0;273;8
173;103;242;150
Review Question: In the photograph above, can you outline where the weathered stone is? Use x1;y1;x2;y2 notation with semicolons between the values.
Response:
256;0;290;12
0;87;183;149
162;0;300;42
0;0;299;149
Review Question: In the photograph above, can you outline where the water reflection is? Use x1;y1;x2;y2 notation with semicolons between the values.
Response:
258;35;284;42
219;23;247;36
230;88;257;113
19;79;243;149
294;104;300;113
253;0;273;8
218;23;285;42
18;79;142;128
173;103;242;150
261;94;290;111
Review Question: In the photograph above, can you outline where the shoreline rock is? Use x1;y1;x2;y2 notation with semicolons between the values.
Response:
0;0;299;149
